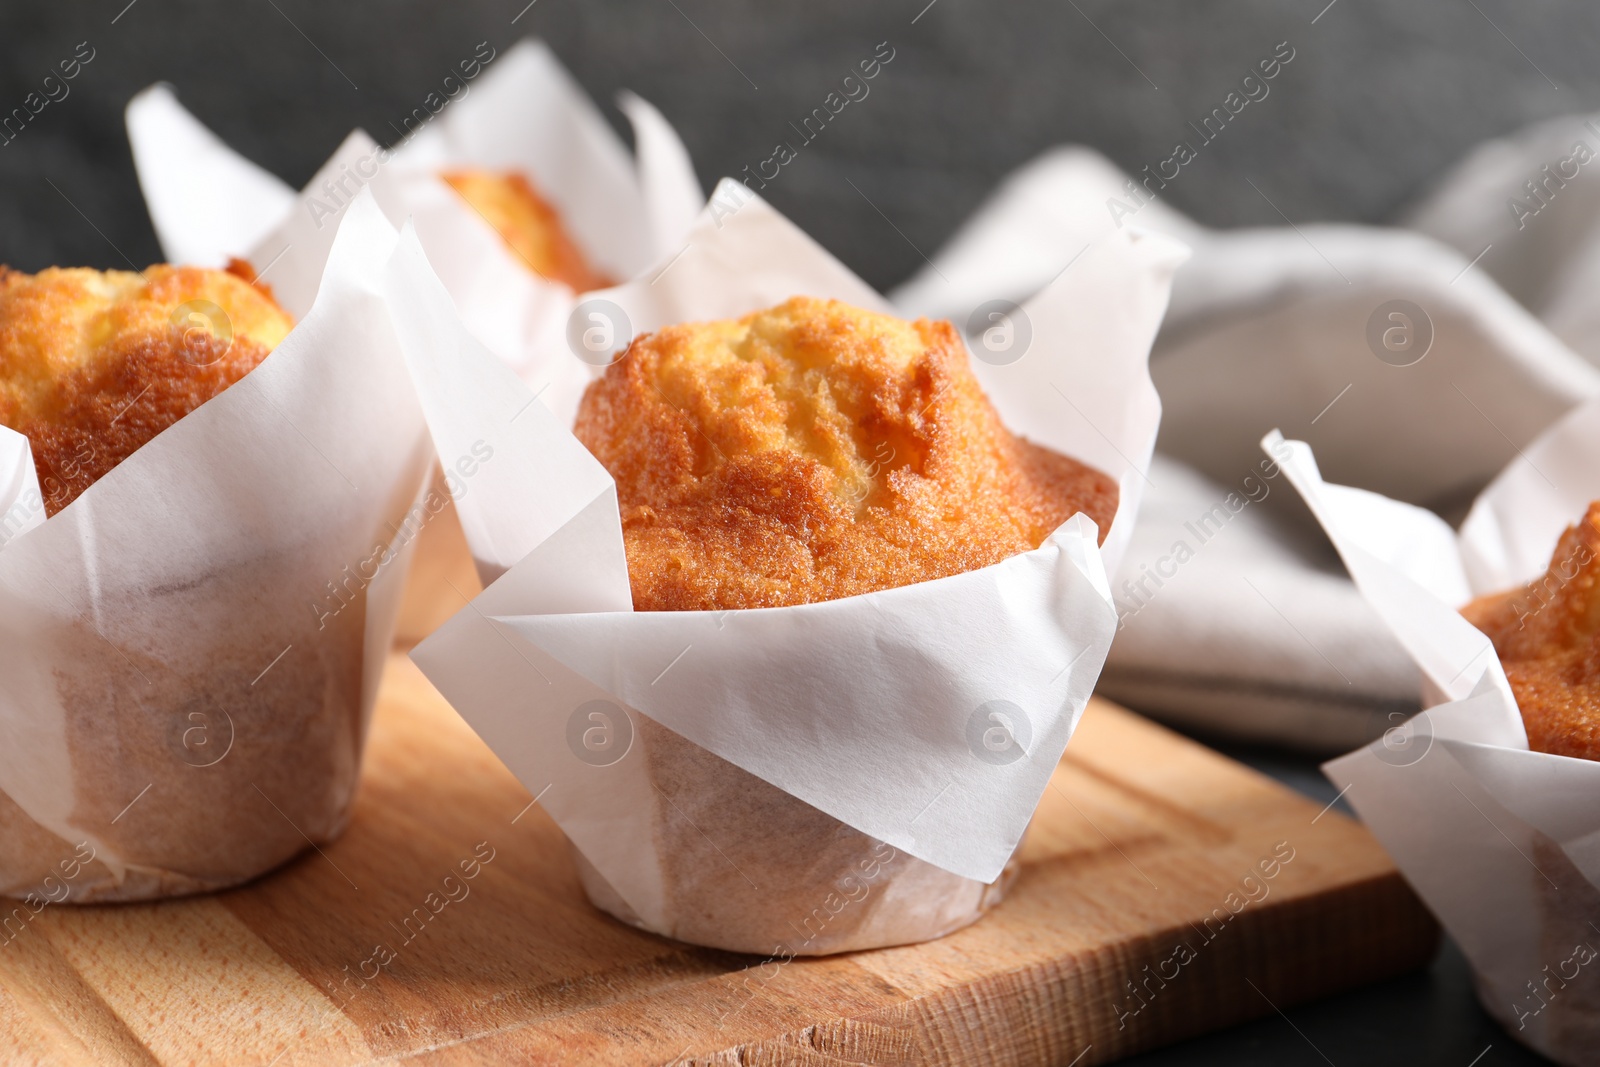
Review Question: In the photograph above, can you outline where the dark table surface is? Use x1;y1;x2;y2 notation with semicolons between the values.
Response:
2;2;1589;1063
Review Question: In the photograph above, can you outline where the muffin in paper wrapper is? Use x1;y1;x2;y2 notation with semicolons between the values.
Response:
125;39;703;646
1269;401;1600;1065
0;195;442;903
399;179;1185;954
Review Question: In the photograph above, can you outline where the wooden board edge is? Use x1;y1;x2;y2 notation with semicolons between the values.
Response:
680;870;1441;1067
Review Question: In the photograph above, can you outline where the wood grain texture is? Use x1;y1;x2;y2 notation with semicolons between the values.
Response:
0;653;1438;1066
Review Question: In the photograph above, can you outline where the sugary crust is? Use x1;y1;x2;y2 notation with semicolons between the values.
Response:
1461;502;1600;761
0;263;291;515
441;170;612;292
574;296;1119;610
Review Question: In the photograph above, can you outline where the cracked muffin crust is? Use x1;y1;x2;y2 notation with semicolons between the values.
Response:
574;296;1118;611
0;261;291;515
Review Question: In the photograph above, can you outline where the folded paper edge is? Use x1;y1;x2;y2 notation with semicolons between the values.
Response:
125;83;297;268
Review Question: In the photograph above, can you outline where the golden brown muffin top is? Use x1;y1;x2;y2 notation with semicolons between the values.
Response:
0;262;292;515
1462;502;1600;761
574;296;1118;611
441;169;612;292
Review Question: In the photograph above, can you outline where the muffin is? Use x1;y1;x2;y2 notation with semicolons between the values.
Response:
568;296;1117;952
441;169;611;292
0;261;291;513
1461;502;1600;761
0;248;421;904
575;296;1118;610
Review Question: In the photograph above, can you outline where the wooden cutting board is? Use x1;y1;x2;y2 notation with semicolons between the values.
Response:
0;652;1437;1066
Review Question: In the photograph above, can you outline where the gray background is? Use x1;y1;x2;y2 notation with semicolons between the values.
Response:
1;0;1593;291
0;2;1577;1063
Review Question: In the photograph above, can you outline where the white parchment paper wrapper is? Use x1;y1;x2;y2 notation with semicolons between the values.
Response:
1268;405;1600;1065
403;179;1185;953
126;38;702;395
0;194;435;903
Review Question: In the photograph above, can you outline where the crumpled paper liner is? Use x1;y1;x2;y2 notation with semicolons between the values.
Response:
0;194;434;903
1270;397;1600;1066
400;180;1184;954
